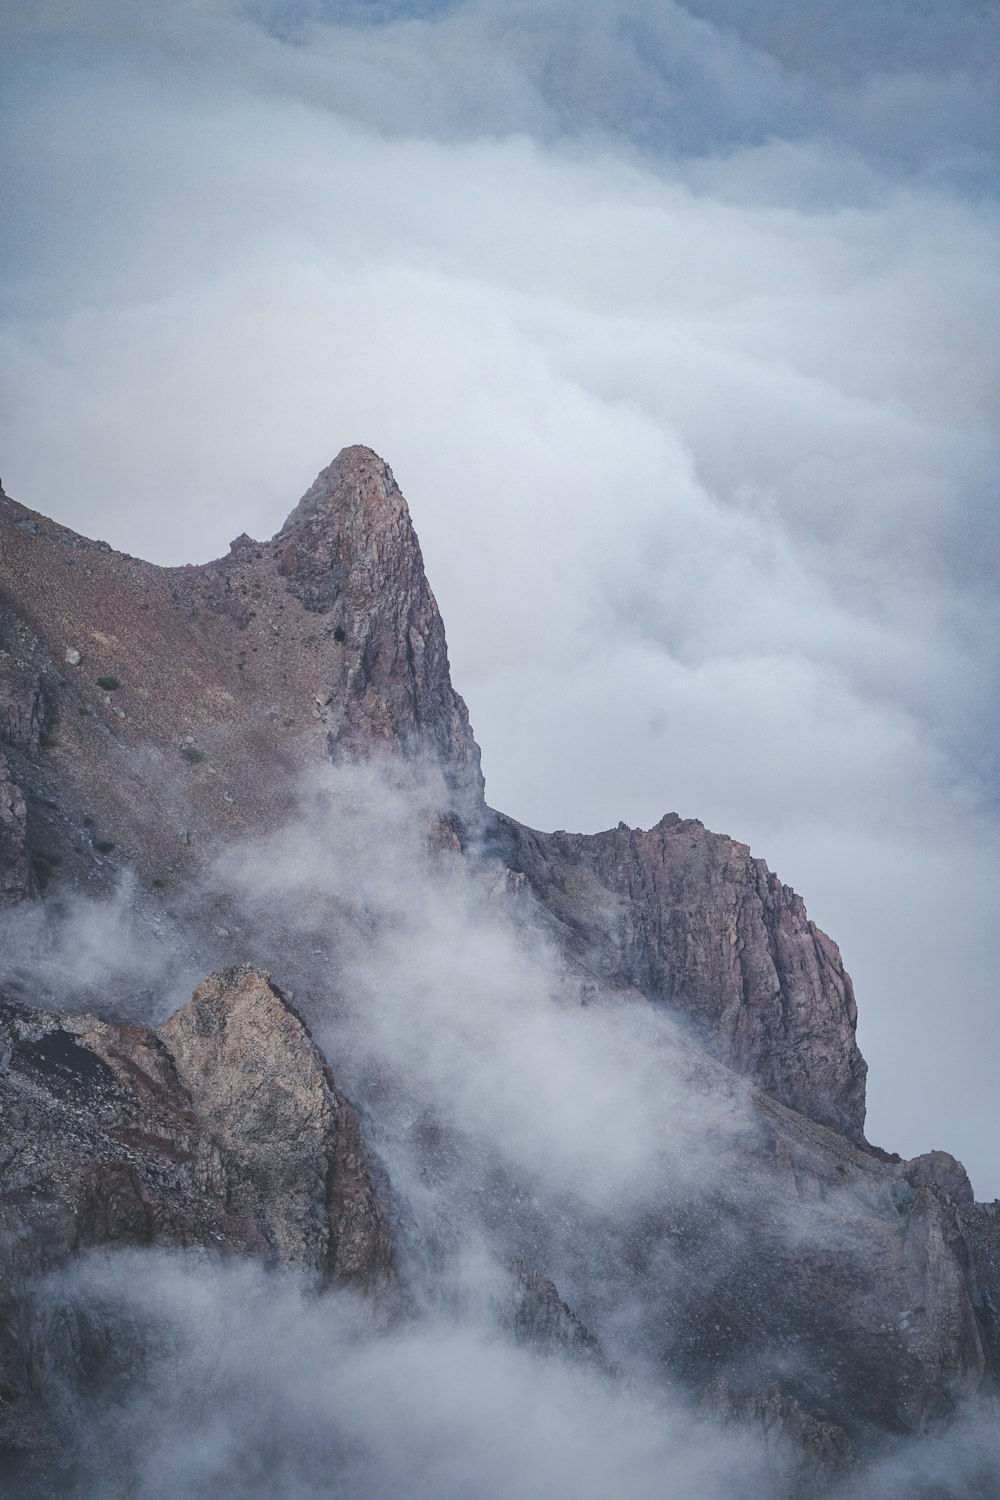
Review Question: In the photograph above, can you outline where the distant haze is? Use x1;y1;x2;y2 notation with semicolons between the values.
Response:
1;1;998;1192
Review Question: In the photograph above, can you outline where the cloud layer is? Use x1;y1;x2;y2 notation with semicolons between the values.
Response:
1;0;998;1188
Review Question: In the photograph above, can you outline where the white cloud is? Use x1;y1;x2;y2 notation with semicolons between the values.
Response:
1;0;998;1192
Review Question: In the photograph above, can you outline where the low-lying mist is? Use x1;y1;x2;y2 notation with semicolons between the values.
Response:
23;1250;780;1500
3;759;999;1496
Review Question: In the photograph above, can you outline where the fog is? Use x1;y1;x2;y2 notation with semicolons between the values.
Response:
2;0;997;1192
4;757;1000;1496
26;1251;782;1500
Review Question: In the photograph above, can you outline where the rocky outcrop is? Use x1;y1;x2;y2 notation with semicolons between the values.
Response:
0;653;48;759
0;965;393;1482
0;966;392;1291
699;1378;857;1496
0;755;32;905
273;450;483;806
960;1201;1000;1378
504;1261;609;1370
1;454;863;1139
2;447;996;1491
491;811;867;1141
0;447;483;911
159;966;393;1286
663;1094;990;1442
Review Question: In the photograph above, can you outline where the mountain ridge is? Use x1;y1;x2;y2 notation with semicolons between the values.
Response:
1;447;997;1495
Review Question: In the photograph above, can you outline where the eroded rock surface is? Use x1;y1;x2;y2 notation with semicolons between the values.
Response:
700;1378;857;1497
492;811;867;1140
504;1260;609;1370
663;1093;989;1442
0;449;482;913
0;965;392;1289
159;966;393;1286
1;457;867;1142
1;450;997;1493
273;451;482;804
0;755;32;905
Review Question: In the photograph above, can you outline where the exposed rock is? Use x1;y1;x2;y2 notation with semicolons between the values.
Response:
504;1261;610;1370
677;1093;989;1438
0;969;395;1485
960;1202;1000;1379
0;966;392;1290
274;449;483;809
906;1150;975;1208
1;450;996;1491
159;966;394;1286
0;755;32;905
491;811;867;1141
0;447;483;916
0;654;48;759
700;1377;856;1495
0;965;395;1458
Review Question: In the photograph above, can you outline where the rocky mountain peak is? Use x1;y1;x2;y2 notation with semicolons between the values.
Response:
2;448;999;1491
270;446;413;610
279;445;404;533
269;448;484;806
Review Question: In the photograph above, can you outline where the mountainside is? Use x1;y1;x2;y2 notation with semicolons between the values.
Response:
0;450;997;1497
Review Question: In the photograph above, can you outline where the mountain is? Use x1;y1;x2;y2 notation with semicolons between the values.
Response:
0;449;997;1497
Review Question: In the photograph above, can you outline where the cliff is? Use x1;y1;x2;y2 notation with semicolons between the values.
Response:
0;449;996;1493
0;450;862;1137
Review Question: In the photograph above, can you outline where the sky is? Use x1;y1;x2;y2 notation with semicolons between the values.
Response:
1;0;998;1191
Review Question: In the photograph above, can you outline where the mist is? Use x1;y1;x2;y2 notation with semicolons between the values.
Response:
1;0;997;1192
22;1250;788;1500
3;755;999;1496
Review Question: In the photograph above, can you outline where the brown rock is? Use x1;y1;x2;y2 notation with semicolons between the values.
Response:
0;447;484;908
0;654;48;759
274;449;483;806
0;967;392;1287
700;1377;856;1495
159;966;393;1285
492;810;867;1140
0;966;396;1481
0;755;32;905
505;1260;610;1370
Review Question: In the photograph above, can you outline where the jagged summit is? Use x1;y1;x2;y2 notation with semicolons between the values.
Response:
276;445;404;534
0;448;868;1135
0;449;873;1139
0;448;485;894
2;449;1000;1491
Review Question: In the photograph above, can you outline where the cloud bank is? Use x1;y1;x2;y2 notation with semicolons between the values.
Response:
0;0;998;1189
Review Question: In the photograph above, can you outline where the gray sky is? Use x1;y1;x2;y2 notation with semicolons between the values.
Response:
2;0;998;1192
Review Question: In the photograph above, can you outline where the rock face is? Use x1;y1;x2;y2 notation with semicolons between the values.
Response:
0;453;864;1142
0;449;482;910
159;967;393;1286
1;448;998;1491
0;965;394;1481
671;1095;989;1444
700;1378;857;1497
0;652;48;759
273;451;482;801
0;755;31;905
505;1261;609;1370
492;811;866;1141
0;965;392;1290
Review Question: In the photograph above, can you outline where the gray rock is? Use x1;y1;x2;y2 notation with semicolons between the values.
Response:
0;755;32;905
491;810;867;1140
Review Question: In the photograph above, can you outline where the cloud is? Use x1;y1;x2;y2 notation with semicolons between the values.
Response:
28;1249;783;1500
214;763;750;1219
0;0;998;1196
